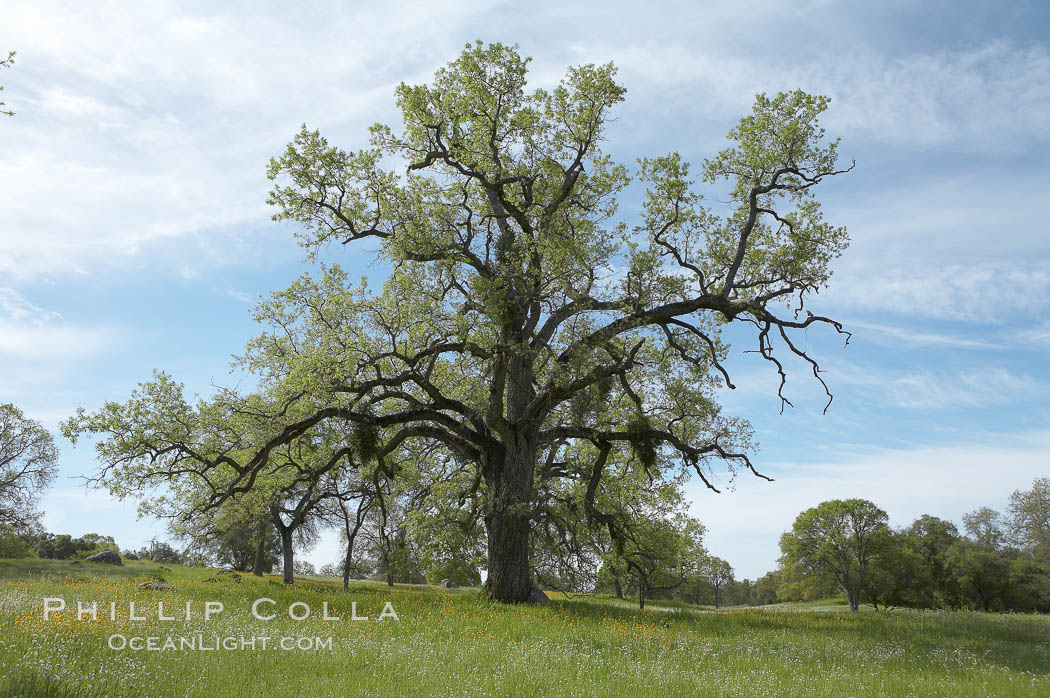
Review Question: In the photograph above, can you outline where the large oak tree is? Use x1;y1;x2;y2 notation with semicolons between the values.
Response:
65;42;852;603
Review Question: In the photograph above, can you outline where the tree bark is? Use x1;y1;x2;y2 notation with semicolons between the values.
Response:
252;537;266;577
483;441;536;603
342;535;354;591
278;524;294;585
613;577;623;599
341;497;369;591
479;301;542;605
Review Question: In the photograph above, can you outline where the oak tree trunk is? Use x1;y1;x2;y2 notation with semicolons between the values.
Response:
342;507;364;591
251;537;266;577
483;307;539;604
279;525;294;584
483;441;536;603
342;538;354;590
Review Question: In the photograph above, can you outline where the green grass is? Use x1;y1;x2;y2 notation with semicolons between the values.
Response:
0;559;1047;697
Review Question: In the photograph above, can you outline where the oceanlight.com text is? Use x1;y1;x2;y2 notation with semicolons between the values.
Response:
107;634;333;651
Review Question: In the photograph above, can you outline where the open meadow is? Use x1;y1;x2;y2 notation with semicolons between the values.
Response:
0;559;1047;697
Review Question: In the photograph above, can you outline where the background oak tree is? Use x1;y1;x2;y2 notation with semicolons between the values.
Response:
779;498;889;612
0;404;58;530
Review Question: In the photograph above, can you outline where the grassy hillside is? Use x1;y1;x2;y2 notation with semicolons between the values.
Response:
0;559;1047;697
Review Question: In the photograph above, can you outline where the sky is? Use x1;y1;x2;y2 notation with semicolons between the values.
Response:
1;0;1048;580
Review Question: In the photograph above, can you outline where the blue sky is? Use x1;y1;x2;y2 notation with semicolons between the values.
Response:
1;0;1048;579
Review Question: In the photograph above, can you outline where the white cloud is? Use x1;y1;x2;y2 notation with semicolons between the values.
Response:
0;0;491;281
601;38;1050;152
223;288;254;304
0;287;60;322
846;321;1001;350
822;262;1050;322
693;430;1050;579
0;322;113;360
833;363;1044;410
0;288;116;365
1015;321;1050;348
821;41;1050;151
886;369;1042;409
36;86;126;122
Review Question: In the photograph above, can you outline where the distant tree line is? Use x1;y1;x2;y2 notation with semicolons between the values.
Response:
775;482;1050;613
0;527;183;564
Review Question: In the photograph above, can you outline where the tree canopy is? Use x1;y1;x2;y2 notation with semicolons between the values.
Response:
0;403;59;529
63;41;853;603
780;498;889;612
1008;477;1050;563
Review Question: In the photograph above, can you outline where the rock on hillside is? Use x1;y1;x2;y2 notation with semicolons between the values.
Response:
85;550;122;565
528;587;550;606
136;581;176;591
